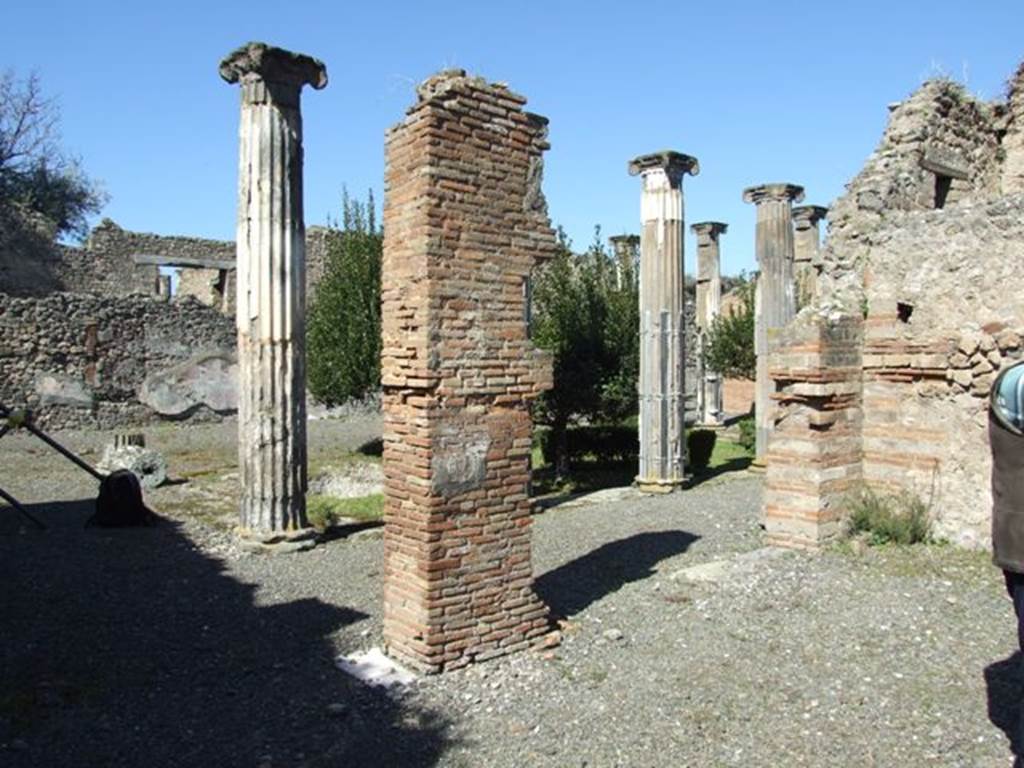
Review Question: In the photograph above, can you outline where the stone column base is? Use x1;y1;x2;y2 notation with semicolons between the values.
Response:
636;477;685;494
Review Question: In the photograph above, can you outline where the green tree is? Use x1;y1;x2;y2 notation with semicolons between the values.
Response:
0;70;105;239
704;273;756;380
307;190;382;405
532;227;639;477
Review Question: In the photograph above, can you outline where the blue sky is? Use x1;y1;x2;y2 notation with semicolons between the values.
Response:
4;0;1023;276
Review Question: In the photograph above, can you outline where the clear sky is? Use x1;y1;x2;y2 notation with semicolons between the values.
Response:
4;0;1023;276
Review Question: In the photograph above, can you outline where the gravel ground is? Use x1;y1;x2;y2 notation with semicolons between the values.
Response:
0;418;1019;767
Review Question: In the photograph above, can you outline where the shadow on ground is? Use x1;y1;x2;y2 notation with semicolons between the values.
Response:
687;456;753;488
0;500;452;767
534;530;698;618
986;651;1022;765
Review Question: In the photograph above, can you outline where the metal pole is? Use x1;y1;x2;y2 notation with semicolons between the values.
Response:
0;486;46;530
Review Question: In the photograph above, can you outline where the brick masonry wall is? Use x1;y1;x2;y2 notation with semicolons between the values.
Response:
0;292;235;430
772;61;1024;550
764;311;864;549
381;70;556;673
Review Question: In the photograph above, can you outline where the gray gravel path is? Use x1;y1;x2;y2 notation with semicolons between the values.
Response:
0;419;1019;767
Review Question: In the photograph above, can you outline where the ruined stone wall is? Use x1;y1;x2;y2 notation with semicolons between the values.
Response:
854;196;1024;546
0;292;236;430
821;79;1004;300
769;64;1024;549
381;70;556;672
1001;63;1024;194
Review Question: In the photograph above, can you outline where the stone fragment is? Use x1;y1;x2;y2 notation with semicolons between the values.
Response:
951;369;973;387
979;334;996;353
138;353;237;417
34;373;93;408
97;443;168;489
957;332;981;356
996;329;1021;351
972;372;996;395
972;357;994;375
948;352;970;368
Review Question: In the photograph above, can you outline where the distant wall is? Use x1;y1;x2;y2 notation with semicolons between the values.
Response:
0;292;236;430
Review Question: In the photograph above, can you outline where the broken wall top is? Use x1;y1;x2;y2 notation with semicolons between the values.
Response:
818;63;1024;311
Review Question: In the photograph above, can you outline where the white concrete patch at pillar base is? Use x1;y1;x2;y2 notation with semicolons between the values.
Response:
337;648;417;691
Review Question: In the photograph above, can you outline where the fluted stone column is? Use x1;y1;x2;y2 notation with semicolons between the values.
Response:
220;42;327;535
742;183;805;464
792;205;828;307
691;221;727;426
629;151;699;492
609;234;640;290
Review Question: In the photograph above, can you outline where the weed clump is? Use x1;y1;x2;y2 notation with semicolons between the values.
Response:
845;484;932;546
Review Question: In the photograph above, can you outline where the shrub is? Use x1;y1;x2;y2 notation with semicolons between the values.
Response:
307;191;382;405
532;227;638;476
704;275;755;380
687;429;717;472
845;485;932;546
736;416;756;453
538;424;638;467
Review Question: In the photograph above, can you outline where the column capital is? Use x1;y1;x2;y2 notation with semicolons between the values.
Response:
792;205;829;228
691;221;728;238
608;234;640;247
220;42;328;105
629;151;700;182
742;183;805;205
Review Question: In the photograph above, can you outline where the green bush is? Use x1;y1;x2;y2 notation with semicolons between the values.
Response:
538;424;638;467
845;485;932;546
532;227;638;476
687;429;717;472
307;191;382;405
704;275;755;380
736;416;756;453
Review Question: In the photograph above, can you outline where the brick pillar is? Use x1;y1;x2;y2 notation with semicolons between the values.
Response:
691;221;727;426
792;205;828;307
763;312;863;549
609;234;639;290
220;42;327;534
742;183;804;466
629;151;699;492
381;70;557;673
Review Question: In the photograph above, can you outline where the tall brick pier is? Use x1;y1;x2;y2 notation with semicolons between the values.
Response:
380;71;557;672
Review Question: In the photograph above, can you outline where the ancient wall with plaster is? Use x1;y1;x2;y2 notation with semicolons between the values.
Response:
767;63;1024;549
0;292;236;430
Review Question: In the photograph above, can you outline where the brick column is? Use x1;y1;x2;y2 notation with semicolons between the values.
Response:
691;221;727;426
220;43;327;535
381;70;556;673
792;205;828;307
742;183;804;465
763;312;863;549
629;151;699;492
